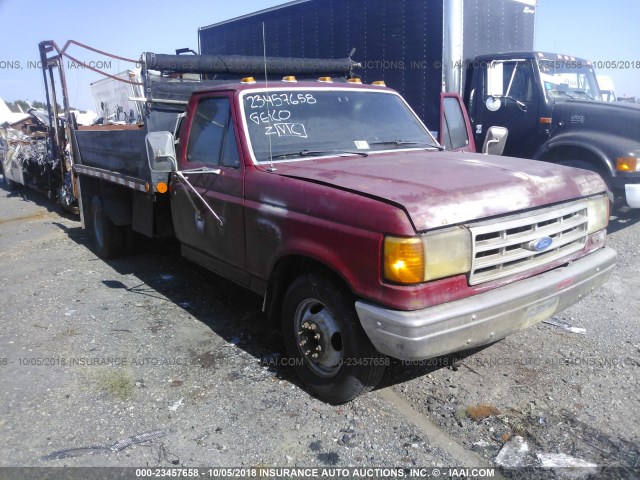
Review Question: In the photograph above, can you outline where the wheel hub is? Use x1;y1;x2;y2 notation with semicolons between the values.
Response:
294;299;343;377
299;321;323;359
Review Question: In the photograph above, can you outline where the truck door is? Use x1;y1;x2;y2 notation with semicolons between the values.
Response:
472;59;540;157
171;94;247;285
439;93;476;152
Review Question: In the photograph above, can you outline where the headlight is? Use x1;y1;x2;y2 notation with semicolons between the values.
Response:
423;228;473;281
587;195;609;234
383;227;472;285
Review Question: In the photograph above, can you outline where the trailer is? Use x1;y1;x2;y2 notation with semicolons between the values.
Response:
199;0;535;135
199;0;640;209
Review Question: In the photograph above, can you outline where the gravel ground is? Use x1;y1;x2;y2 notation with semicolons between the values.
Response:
0;187;469;470
0;184;638;478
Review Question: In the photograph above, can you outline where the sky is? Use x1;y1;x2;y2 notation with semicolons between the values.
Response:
0;0;638;110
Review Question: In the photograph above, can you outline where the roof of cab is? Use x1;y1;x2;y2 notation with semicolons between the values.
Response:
192;79;392;96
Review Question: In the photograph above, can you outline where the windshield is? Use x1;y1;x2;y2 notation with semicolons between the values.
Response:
241;89;439;163
538;59;602;102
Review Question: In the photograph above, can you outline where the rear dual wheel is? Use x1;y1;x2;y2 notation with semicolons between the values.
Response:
91;196;125;259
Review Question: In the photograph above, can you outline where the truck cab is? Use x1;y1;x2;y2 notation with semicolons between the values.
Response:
465;52;640;209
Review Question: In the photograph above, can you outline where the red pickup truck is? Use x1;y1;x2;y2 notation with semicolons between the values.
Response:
52;52;615;403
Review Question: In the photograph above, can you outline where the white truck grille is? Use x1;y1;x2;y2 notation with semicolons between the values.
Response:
468;201;589;285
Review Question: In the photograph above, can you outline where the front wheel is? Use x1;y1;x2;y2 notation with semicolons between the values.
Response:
282;273;387;404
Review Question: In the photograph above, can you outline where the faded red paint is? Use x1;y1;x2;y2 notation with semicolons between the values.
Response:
171;82;608;312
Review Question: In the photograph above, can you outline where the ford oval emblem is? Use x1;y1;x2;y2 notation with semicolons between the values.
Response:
528;236;553;252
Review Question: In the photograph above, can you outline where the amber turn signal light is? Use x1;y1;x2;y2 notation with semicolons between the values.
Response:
616;157;638;172
383;237;424;284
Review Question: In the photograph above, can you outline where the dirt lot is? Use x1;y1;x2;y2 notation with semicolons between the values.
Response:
0;184;638;479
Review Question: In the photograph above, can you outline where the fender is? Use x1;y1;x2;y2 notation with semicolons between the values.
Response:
534;130;640;178
267;234;378;303
262;242;372;323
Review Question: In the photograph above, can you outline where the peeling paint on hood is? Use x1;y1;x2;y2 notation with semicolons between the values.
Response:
273;150;607;231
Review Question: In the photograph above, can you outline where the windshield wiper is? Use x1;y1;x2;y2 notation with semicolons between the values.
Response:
571;89;594;100
548;90;578;100
271;149;369;160
371;140;419;146
370;140;445;151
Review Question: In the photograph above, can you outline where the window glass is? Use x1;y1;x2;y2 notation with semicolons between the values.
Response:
487;61;535;102
174;114;185;144
242;90;438;163
442;97;469;150
539;60;602;101
503;62;535;102
187;98;229;165
222;119;240;168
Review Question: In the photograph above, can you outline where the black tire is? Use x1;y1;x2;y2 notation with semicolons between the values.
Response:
91;196;125;259
282;273;387;404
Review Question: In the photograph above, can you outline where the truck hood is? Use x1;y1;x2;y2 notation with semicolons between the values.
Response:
274;150;606;231
552;99;640;140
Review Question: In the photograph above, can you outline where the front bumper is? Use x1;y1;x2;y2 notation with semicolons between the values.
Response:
624;183;640;208
613;174;640;208
356;247;616;361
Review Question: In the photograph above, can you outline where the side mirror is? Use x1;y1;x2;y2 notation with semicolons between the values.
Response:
485;96;502;112
482;126;509;156
146;131;177;173
487;62;505;97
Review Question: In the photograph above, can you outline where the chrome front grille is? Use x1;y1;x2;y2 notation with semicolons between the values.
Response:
468;201;589;285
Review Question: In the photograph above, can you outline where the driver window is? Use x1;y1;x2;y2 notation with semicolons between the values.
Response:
187;97;240;168
487;61;535;103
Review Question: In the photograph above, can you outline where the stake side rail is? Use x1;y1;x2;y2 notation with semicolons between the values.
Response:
73;165;149;193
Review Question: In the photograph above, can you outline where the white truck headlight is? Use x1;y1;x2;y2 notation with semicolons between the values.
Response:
587;195;609;234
